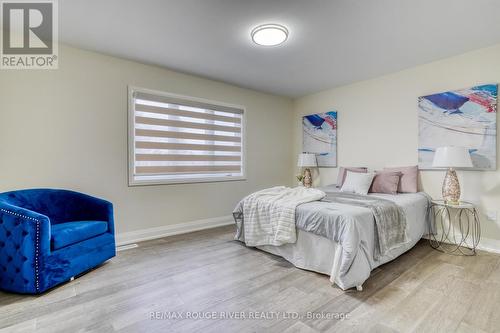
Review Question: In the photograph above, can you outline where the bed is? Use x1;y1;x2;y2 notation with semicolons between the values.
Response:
233;185;431;290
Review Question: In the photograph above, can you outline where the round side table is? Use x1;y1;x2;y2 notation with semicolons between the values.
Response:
428;200;481;256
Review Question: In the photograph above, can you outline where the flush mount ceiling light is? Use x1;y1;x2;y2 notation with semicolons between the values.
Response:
251;24;288;46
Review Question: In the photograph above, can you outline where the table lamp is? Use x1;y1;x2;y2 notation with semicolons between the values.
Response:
298;153;317;188
432;146;473;204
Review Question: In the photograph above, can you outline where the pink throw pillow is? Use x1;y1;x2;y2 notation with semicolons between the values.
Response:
336;167;368;188
369;171;402;194
383;166;418;193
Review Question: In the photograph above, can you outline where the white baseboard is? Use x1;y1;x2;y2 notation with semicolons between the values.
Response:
116;215;235;246
423;235;500;254
117;217;500;254
477;237;500;254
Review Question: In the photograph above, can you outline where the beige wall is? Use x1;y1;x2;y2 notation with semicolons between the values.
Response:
0;45;293;234
2;42;499;245
293;44;500;243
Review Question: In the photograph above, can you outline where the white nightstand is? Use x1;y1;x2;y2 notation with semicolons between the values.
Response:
428;200;481;256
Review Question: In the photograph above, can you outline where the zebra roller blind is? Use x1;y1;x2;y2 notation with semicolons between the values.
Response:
129;88;245;185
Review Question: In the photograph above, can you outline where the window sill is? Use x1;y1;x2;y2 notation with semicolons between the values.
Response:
128;176;247;186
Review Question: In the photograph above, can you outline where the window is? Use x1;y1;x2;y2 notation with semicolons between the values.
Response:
128;87;245;185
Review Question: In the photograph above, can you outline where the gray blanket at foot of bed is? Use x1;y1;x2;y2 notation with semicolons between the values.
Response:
319;192;409;259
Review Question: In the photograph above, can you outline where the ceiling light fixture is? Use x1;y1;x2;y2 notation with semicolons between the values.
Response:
251;24;288;46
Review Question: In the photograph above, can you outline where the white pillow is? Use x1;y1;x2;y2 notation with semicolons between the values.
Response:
340;171;375;195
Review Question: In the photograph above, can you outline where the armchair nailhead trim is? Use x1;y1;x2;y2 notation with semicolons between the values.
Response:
0;209;41;292
35;220;40;292
0;209;39;221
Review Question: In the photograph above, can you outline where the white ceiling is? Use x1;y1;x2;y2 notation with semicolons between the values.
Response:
60;0;500;98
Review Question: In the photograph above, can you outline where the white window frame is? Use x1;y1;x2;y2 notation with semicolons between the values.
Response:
128;86;247;186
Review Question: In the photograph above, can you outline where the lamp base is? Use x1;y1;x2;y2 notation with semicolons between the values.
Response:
303;168;313;188
442;168;461;204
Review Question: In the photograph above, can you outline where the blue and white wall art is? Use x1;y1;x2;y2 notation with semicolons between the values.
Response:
418;84;498;170
303;111;337;167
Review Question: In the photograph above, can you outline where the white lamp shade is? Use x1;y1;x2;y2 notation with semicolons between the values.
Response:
297;153;317;167
432;146;473;168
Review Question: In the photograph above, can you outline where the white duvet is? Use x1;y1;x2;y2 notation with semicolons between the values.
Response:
239;186;325;246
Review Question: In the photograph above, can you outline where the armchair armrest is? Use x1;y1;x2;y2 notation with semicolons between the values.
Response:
0;201;51;293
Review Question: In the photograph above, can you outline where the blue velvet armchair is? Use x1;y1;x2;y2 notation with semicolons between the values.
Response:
0;189;116;294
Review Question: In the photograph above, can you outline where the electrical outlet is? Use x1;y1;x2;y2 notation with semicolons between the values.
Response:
486;211;497;221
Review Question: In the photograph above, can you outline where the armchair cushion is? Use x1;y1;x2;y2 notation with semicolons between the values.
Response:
51;221;108;250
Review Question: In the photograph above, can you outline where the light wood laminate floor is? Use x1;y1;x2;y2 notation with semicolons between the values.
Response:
1;225;500;333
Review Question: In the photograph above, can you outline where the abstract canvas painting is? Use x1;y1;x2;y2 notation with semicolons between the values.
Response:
418;84;497;170
303;111;337;167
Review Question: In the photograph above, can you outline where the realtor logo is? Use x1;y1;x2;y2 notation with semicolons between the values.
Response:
1;0;58;69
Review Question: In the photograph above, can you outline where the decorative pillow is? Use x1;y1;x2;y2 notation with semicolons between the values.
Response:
336;167;368;188
340;171;375;195
383;165;418;193
369;171;402;194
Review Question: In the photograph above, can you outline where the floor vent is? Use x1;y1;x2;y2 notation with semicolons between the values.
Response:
116;243;139;252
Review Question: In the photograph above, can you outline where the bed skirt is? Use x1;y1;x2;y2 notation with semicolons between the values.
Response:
256;229;345;288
